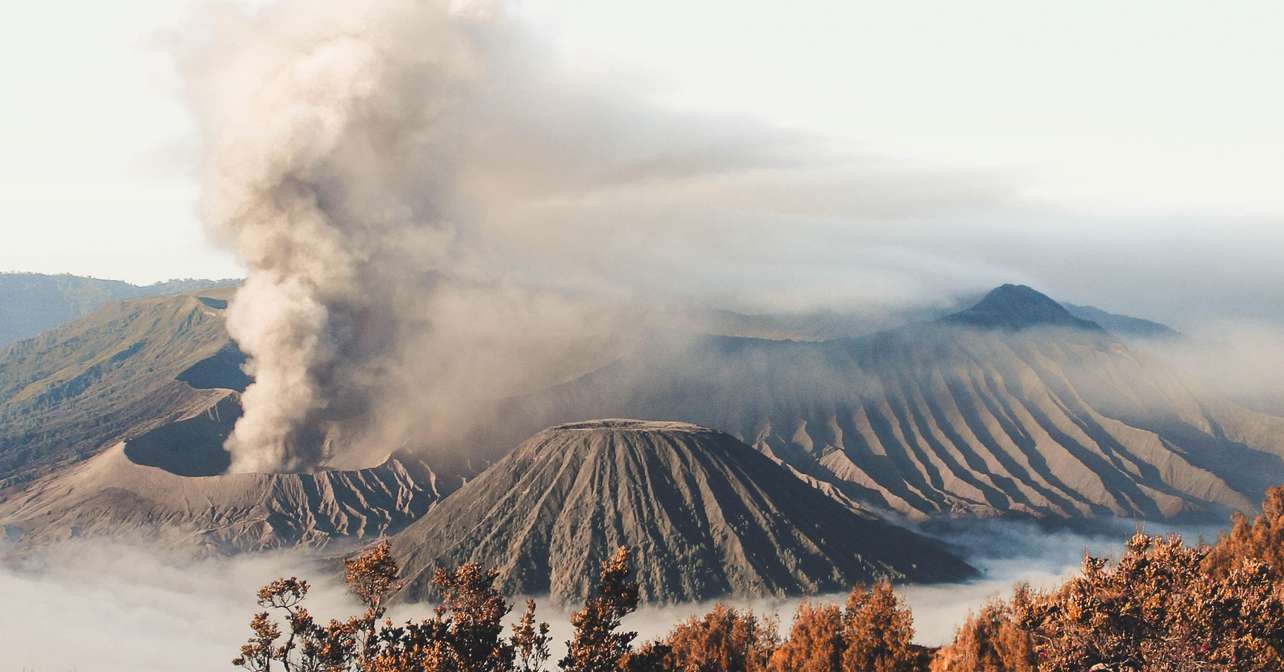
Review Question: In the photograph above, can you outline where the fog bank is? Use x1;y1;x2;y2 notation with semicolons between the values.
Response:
3;519;1221;670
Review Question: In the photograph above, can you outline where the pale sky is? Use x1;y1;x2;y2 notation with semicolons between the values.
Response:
2;1;1282;320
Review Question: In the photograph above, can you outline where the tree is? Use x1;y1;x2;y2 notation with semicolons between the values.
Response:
651;604;777;672
429;563;515;671
840;581;916;672
765;582;919;672
560;547;641;672
347;540;403;668
233;541;551;672
929;594;1035;672
768;601;844;672
232;543;402;672
1015;532;1284;672
1206;485;1284;583
512;600;553;672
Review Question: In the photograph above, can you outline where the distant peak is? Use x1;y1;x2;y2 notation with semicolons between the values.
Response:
978;284;1063;311
942;284;1102;331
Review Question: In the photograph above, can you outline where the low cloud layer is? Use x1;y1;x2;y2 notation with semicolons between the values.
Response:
4;520;1218;670
0;541;354;672
1142;321;1284;416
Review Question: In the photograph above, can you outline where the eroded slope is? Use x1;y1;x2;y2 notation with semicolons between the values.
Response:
391;420;975;604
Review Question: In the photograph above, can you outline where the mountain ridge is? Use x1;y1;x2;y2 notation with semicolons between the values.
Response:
1;282;1271;564
0;388;457;552
0;288;242;485
0;272;239;347
1062;302;1182;340
463;287;1284;523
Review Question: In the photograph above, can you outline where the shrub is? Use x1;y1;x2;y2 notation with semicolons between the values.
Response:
650;604;777;672
929;594;1035;672
768;601;844;672
765;581;918;672
1206;485;1284;583
232;541;551;672
840;581;917;672
560;547;641;672
1015;533;1284;672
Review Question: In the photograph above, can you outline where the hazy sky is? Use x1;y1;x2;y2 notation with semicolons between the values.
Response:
1;1;1281;326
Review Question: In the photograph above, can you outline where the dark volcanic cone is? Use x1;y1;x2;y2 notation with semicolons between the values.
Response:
391;419;975;604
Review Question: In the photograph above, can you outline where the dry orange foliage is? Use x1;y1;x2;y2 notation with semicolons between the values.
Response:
768;601;844;672
841;582;917;672
235;485;1284;672
929;596;1035;672
560;546;641;672
233;540;548;672
644;604;778;672
944;533;1284;672
1206;485;1284;581
765;581;918;672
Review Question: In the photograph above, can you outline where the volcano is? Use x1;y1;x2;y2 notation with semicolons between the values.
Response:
390;419;975;604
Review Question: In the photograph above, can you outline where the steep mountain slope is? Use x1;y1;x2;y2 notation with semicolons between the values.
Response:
1063;303;1181;341
391;420;975;604
0;287;464;550
0;288;245;485
0;392;451;553
2;281;1274;556
0;272;237;346
472;286;1284;522
667;291;1178;343
664;301;964;342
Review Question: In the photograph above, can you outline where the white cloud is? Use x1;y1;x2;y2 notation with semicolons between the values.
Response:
3;521;1207;668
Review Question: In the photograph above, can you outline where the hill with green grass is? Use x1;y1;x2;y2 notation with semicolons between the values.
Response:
0;272;238;346
0;286;244;486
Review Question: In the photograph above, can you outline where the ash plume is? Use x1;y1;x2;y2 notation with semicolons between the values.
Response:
176;0;1012;473
181;1;487;472
177;1;749;472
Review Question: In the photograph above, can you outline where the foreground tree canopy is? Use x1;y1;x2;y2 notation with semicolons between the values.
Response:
236;486;1284;672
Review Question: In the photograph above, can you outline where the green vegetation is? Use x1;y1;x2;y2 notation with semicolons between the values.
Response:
0;272;236;346
0;287;239;485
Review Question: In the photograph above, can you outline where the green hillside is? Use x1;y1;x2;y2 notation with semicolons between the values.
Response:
0;272;238;346
0;287;244;487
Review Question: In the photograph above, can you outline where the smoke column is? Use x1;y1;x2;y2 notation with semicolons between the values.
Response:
182;2;508;471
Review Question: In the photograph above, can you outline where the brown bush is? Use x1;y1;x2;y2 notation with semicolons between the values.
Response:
237;491;1284;672
764;581;918;672
929;595;1035;672
768;600;844;672
649;604;777;672
841;581;917;672
560;546;641;672
512;600;552;672
1014;532;1284;672
1206;485;1284;582
233;540;551;672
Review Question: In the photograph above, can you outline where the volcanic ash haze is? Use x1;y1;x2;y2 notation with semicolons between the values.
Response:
181;1;632;473
183;0;876;474
194;0;1271;476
